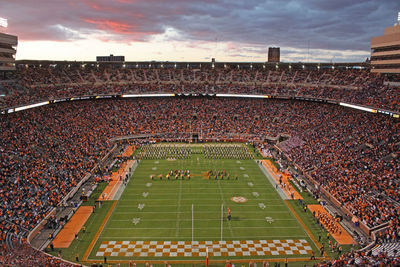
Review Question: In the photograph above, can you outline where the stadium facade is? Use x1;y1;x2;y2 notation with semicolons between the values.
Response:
371;23;400;74
0;32;17;72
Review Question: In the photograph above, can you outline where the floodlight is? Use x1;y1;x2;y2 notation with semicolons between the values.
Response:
398;11;400;22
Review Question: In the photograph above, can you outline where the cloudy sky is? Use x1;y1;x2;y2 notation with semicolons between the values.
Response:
1;0;399;62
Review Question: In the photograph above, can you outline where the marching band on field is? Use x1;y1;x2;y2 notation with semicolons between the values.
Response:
138;144;253;160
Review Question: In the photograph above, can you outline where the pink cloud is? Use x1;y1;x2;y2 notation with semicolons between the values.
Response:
84;19;136;34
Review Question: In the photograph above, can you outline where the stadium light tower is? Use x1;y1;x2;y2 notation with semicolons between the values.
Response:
398;11;400;22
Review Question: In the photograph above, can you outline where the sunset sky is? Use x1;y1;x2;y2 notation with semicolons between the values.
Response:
1;0;399;62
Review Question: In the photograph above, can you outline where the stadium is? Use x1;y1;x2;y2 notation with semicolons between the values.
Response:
1;2;400;267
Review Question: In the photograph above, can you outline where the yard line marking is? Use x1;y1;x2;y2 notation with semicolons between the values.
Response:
124;187;275;191
123;192;278;195
116;204;285;208
175;180;183;237
111;218;297;222
216;181;234;238
114;211;291;214
119;198;281;201
106;226;301;230
121;193;280;198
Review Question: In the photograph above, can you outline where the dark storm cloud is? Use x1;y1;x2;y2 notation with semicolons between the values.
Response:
1;0;399;52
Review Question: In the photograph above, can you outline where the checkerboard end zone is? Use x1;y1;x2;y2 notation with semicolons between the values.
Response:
96;240;312;258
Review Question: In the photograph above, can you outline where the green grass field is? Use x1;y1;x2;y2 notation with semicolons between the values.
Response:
81;144;319;264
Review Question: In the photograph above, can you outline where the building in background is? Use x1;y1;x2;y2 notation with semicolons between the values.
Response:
96;54;125;62
370;13;400;74
268;47;280;63
0;32;17;71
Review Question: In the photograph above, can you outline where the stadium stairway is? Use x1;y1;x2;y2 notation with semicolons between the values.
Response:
6;231;15;250
30;176;98;251
372;242;400;257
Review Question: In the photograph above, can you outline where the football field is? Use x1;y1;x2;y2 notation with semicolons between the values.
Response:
87;144;316;262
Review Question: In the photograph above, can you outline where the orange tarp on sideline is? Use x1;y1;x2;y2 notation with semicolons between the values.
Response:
122;145;134;157
261;160;303;200
98;160;135;201
308;204;356;245
52;206;93;248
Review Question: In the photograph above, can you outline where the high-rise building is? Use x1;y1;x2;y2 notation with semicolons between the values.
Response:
268;47;280;63
0;32;17;71
370;13;400;74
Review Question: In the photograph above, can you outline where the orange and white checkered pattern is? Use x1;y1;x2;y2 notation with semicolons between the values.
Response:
96;239;312;257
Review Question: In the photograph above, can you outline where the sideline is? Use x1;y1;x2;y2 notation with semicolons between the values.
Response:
53;206;94;248
257;160;288;200
308;204;356;245
261;160;303;200
99;160;135;200
284;200;329;258
82;201;117;262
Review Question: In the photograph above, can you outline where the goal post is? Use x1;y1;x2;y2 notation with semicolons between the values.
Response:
221;203;223;241
192;203;194;242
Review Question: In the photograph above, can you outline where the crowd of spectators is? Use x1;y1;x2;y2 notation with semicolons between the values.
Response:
317;250;400;266
0;65;399;111
0;240;77;266
279;106;399;231
0;93;399;264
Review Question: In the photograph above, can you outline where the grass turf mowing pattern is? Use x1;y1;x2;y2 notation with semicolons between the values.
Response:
89;156;316;260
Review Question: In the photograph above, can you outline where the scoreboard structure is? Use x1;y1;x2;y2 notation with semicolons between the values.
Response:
0;32;17;71
96;54;125;62
267;47;280;63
